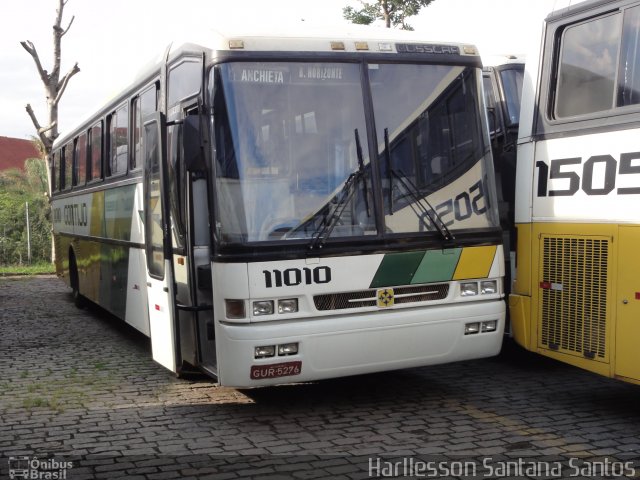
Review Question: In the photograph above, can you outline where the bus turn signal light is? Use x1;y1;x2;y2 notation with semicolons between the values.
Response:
225;299;246;319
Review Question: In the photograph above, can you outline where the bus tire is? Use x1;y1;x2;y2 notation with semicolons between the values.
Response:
69;251;86;309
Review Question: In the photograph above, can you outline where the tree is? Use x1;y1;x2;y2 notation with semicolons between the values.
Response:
0;158;51;265
21;0;79;263
21;0;79;170
343;0;434;30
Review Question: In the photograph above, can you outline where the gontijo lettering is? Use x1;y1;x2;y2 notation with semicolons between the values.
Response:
54;203;88;226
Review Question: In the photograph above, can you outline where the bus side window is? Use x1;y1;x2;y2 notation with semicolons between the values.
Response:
554;13;621;118
553;6;640;119
168;60;201;106
500;68;523;126
89;122;103;181
132;84;157;170
51;151;59;193
483;74;499;135
617;5;640;107
108;104;129;176
63;143;73;190
75;133;87;187
132;97;141;171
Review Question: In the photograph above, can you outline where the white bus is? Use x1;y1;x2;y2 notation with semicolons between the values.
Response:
51;26;505;387
482;55;525;296
510;0;640;384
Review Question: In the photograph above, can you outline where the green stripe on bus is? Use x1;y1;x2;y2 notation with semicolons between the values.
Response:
370;248;465;288
369;251;425;288
411;248;461;284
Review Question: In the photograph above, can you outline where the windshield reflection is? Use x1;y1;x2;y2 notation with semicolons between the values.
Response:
371;64;497;234
211;61;498;246
212;62;375;244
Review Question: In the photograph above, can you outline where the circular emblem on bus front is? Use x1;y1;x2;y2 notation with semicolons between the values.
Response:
377;288;394;308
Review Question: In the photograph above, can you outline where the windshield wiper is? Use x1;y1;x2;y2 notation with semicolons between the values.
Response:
384;128;394;215
396;172;454;240
309;129;370;250
355;128;371;218
384;128;454;241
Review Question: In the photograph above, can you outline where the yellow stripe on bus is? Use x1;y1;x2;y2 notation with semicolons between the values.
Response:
452;245;497;280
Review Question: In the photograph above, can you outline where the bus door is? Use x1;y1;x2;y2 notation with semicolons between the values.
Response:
169;109;216;377
165;55;216;377
142;112;180;373
615;226;640;381
184;113;216;376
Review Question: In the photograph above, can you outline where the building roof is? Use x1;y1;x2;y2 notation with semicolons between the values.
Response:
0;136;41;171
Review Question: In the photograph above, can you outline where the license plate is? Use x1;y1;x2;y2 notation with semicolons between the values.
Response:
250;361;302;380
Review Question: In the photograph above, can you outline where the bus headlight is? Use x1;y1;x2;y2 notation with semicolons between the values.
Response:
255;345;275;358
278;298;298;314
253;300;274;316
278;343;299;356
460;282;478;296
481;280;497;295
465;322;480;334
482;320;497;332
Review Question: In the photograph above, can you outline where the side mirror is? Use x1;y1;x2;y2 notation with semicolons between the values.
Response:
183;115;207;172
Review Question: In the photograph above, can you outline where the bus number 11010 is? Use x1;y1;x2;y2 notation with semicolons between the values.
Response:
263;266;332;288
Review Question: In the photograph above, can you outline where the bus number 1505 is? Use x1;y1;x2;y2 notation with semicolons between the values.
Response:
535;152;640;197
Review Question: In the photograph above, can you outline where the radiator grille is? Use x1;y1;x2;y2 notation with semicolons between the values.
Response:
314;283;449;311
539;236;609;360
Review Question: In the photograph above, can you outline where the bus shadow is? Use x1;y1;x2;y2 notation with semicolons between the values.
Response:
73;292;151;348
238;368;455;408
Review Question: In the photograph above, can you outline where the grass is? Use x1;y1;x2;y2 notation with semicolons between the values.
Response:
22;395;63;411
23;396;49;409
0;262;55;276
19;380;92;412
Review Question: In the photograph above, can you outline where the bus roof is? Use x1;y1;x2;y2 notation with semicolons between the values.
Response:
54;25;480;149
482;54;525;68
545;0;618;23
162;23;480;58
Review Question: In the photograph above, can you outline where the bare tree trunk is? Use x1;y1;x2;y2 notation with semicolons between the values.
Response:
380;0;391;27
21;0;80;264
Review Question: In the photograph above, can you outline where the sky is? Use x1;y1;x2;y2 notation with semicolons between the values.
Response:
0;0;581;140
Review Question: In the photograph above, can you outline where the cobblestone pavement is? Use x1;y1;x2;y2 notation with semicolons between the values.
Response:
1;275;639;479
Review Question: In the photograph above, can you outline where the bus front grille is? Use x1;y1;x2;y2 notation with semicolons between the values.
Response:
313;283;449;311
539;235;609;361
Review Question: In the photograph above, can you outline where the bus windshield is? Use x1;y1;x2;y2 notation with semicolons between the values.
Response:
212;61;497;245
370;64;496;235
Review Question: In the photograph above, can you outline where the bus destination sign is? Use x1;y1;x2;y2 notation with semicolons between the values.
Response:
230;63;355;86
237;68;287;84
396;43;460;55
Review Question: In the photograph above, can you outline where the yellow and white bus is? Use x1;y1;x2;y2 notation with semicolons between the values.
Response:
510;0;640;384
51;26;505;387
